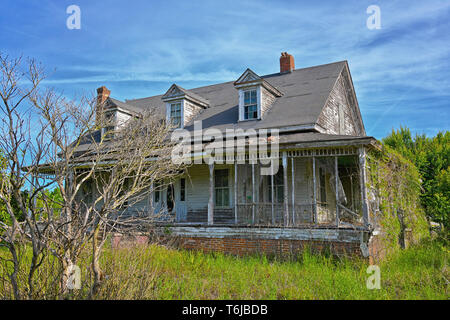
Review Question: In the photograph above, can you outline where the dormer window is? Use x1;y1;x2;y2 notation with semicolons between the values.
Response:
169;102;182;128
244;89;258;120
234;69;283;122
162;84;209;129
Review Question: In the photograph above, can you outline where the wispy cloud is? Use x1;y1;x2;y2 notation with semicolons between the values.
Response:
0;0;448;138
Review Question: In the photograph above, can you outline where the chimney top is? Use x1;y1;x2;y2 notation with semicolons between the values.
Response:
280;52;295;73
96;86;110;105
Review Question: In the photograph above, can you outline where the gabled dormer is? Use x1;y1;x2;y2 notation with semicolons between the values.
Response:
234;69;282;121
162;84;209;128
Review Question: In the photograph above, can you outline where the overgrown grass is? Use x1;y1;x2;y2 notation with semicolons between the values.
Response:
94;240;448;300
1;240;448;299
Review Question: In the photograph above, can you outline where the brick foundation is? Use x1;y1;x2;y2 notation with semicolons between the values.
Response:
173;236;362;258
112;226;371;259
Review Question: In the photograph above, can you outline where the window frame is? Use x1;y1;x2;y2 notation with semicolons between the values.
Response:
169;102;182;128
214;169;230;208
243;89;258;120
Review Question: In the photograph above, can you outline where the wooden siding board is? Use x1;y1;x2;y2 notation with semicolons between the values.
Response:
167;226;362;243
318;71;362;136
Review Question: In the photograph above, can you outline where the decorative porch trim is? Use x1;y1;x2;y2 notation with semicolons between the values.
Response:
287;147;358;158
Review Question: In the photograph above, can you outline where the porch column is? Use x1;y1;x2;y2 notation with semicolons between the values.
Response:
252;162;256;224
271;159;275;225
350;173;354;211
291;157;295;226
234;162;238;224
359;147;370;227
208;163;214;225
312;155;317;224
335;156;340;227
282;152;289;227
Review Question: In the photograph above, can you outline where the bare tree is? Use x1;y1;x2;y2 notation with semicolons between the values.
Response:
0;52;185;299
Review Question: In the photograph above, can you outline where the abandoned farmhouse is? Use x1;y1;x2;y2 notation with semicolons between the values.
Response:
78;53;385;259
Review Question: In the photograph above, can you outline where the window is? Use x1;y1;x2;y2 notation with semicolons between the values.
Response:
180;178;186;202
214;169;230;207
170;102;182;127
154;181;162;203
268;169;284;203
319;167;327;203
243;90;258;120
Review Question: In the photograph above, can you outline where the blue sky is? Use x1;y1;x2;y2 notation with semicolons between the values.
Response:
1;0;449;139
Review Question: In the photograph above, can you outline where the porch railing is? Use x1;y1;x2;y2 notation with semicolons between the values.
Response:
236;203;315;227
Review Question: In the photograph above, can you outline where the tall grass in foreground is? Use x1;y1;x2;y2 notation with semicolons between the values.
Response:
94;240;448;300
0;240;448;299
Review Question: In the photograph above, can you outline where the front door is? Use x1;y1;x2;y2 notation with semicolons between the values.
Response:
166;184;174;213
176;178;187;221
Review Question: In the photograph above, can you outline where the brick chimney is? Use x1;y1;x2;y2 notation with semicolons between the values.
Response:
96;86;110;127
96;86;110;105
280;52;295;73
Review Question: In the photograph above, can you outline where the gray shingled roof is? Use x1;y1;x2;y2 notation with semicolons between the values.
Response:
117;61;348;132
106;97;143;115
162;84;210;106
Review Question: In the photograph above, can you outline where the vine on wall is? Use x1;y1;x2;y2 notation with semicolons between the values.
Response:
367;145;429;256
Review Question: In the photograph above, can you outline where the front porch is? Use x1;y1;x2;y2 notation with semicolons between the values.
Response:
112;145;375;258
149;145;371;230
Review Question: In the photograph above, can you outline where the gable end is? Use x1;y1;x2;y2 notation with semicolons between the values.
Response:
317;64;365;136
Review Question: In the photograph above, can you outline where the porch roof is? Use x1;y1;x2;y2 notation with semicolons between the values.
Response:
278;132;378;148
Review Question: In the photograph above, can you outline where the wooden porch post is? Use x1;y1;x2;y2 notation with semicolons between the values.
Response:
252;162;256;224
312;155;317;224
350;172;354;211
271;159;275;225
291;157;295;226
282;152;289;227
359;147;370;227
335;156;340;227
208;163;214;225
234;162;238;224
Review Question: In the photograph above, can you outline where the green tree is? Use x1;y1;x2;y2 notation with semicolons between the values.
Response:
383;127;449;230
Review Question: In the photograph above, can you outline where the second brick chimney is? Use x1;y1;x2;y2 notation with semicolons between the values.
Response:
280;52;295;73
96;86;110;127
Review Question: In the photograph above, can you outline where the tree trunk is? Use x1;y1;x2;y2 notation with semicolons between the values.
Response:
60;254;73;297
90;223;104;297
